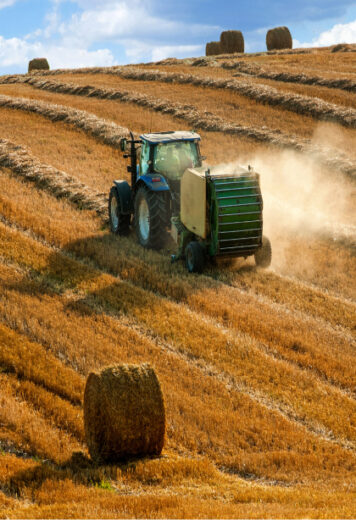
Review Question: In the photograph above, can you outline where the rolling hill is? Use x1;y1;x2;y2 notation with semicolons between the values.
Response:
0;45;355;518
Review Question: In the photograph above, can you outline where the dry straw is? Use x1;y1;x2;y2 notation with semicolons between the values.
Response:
0;84;355;178
266;27;292;51
84;364;166;463
220;30;244;54
28;58;50;73
206;41;221;56
0;138;108;219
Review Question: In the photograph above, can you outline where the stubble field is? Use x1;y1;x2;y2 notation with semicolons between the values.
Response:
0;45;355;518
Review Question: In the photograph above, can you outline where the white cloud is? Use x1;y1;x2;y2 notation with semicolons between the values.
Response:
295;19;356;47
0;35;115;70
0;0;17;8
57;1;215;48
123;42;203;63
0;0;216;73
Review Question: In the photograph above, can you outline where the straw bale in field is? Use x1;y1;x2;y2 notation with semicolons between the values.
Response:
266;27;292;51
84;364;165;463
28;58;50;73
206;41;221;56
220;30;244;54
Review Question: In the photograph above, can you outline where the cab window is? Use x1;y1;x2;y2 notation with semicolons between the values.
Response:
140;141;150;175
153;141;200;180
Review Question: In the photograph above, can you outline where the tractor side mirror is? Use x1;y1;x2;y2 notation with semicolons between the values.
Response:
120;138;127;152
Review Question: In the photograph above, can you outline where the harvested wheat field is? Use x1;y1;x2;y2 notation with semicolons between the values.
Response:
0;45;355;519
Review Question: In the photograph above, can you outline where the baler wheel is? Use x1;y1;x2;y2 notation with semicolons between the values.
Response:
185;241;206;273
109;187;130;235
254;236;272;268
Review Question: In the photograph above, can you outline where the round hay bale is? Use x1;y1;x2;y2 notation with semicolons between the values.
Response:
84;364;165;463
206;41;221;56
266;26;292;51
28;58;50;73
220;30;244;54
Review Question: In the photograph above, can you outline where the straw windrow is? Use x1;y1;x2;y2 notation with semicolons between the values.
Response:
0;81;354;178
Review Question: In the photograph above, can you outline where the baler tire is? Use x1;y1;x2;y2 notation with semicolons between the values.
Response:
109;187;130;236
185;241;205;273
254;236;272;268
134;186;167;249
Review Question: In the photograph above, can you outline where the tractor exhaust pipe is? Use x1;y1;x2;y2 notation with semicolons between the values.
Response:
121;131;141;189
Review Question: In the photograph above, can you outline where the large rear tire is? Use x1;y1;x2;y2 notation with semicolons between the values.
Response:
134;186;167;249
109;187;130;236
254;236;272;268
185;241;206;273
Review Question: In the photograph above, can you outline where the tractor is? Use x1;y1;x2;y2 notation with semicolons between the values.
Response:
108;131;271;273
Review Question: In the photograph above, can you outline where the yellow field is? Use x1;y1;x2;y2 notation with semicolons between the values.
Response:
0;46;355;518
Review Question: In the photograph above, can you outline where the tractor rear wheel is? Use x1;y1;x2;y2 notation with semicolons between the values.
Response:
109;187;130;235
185;241;206;273
134;186;167;249
254;236;272;268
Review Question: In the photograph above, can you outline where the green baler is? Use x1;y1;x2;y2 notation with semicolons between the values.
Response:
174;166;271;272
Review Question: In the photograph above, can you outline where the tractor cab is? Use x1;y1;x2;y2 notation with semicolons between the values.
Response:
139;131;202;180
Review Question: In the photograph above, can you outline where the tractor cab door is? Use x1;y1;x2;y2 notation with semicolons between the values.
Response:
139;140;151;176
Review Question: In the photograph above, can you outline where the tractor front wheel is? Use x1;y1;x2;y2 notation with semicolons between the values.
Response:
134;186;167;249
254;236;272;268
185;241;206;273
109;187;130;235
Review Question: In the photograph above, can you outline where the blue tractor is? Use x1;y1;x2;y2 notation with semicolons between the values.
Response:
109;131;271;272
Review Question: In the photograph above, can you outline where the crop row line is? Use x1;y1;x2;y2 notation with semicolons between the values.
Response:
1;138;354;320
16;65;356;128
112;311;356;453
2;189;354;399
0;227;353;454
0;80;355;180
0;167;354;409
156;56;356;93
0;139;107;219
222;61;356;93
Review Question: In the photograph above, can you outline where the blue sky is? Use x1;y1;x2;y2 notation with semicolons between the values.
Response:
0;0;356;74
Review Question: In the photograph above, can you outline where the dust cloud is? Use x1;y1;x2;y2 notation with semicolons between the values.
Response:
210;128;356;274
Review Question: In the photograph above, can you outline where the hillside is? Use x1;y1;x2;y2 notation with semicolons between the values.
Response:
0;46;355;518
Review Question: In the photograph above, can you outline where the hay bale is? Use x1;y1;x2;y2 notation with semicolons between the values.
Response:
84;364;165;463
28;58;50;73
206;41;221;56
220;30;244;54
266;27;292;51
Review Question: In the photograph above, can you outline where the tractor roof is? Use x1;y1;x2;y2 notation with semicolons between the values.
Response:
140;131;201;144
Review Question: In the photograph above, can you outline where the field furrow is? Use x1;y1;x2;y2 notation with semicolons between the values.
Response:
0;213;355;451
0;82;355;179
0;374;83;464
0;133;354;300
0;139;107;218
155;50;356;80
0;160;354;386
0;152;354;389
177;58;356;93
0;48;355;516
0;255;355;485
21;66;356;128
